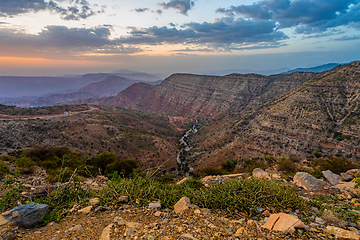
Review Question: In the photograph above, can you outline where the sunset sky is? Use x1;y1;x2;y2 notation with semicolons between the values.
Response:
0;0;359;76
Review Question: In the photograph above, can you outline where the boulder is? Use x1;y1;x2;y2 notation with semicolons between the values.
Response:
347;169;360;177
174;197;192;214
2;202;48;228
325;226;360;240
341;173;355;181
334;182;360;198
148;202;161;211
89;198;100;206
293;172;330;191
322;170;341;185
262;213;305;232
252;168;271;180
99;223;113;240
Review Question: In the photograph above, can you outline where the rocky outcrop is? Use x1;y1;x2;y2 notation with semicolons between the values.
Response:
2;202;48;228
293;172;330;191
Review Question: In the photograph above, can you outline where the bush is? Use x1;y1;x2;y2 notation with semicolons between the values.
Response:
277;157;298;175
15;157;36;174
222;160;238;172
89;151;116;175
0;161;10;180
312;157;359;175
199;166;226;176
107;158;138;177
314;152;323;158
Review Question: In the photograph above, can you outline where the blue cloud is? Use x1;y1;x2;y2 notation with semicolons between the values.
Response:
217;0;360;34
159;0;195;15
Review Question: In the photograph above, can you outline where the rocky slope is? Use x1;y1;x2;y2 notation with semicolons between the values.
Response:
0;105;185;170
106;72;315;120
188;61;360;168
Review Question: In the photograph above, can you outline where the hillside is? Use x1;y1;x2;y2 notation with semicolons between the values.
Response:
106;72;317;120
78;76;138;97
187;61;360;168
0;105;188;170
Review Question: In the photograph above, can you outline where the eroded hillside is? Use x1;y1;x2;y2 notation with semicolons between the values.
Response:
188;61;360;168
0;105;187;170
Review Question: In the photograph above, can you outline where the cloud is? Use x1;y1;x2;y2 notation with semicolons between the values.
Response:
119;17;288;51
333;35;360;41
0;0;47;16
217;0;360;34
134;8;149;13
0;0;102;20
159;0;195;15
0;25;140;58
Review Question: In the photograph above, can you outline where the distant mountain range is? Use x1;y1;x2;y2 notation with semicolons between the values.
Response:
282;63;342;74
0;62;350;107
0;71;163;107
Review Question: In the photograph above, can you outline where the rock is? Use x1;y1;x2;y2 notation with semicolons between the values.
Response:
179;233;197;239
1;231;16;240
347;169;360;177
89;198;100;206
315;217;325;225
200;173;245;187
174;197;192;214
194;209;201;214
154;211;162;217
325;226;360;239
341;173;355;181
99;223;113;240
78;206;92;214
293;172;330;191
335;182;360;198
323;170;342;185
124;227;135;237
94;206;110;212
148;201;161;211
0;215;10;226
114;216;126;226
67;224;83;233
252;168;271;180
2;202;48;228
119;196;129;203
262;213;305;232
126;222;142;229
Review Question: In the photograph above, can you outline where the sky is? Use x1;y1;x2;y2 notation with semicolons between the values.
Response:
0;0;359;76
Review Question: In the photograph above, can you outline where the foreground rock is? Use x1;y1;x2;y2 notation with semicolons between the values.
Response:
252;168;271;180
293;172;330;191
1;202;48;228
325;226;360;240
334;182;360;198
262;213;305;232
174;197;198;214
322;170;341;185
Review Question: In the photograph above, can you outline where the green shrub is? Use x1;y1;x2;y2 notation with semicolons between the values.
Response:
314;152;323;158
0;161;10;180
15;157;36;174
277;157;298;175
199;166;226;176
312;157;359;174
222;160;238;172
89;151;116;175
107;158;138;177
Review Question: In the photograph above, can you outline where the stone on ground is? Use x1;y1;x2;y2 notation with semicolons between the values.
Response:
325;226;360;240
341;173;355;181
334;182;360;198
322;170;342;185
119;196;129;203
3;202;48;228
99;223;113;240
174;197;192;214
148;202;161;211
293;172;330;191
262;213;305;232
89;198;100;206
347;169;360;177
78;206;92;214
252;168;271;180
